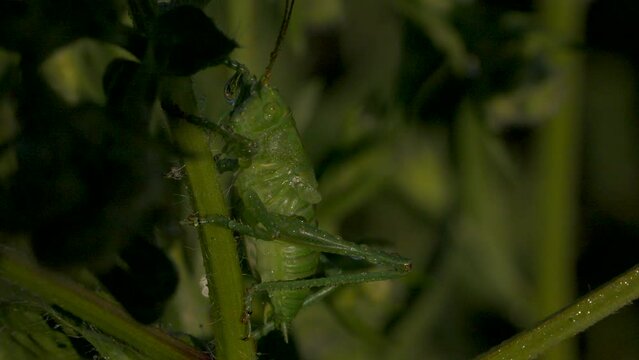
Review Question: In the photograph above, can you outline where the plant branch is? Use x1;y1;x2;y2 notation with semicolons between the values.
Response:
163;78;256;360
476;264;639;360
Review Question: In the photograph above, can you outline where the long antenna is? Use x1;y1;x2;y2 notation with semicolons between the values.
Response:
263;0;295;84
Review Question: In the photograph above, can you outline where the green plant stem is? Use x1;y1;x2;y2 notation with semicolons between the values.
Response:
476;264;639;360
534;0;586;359
164;78;255;360
0;246;206;360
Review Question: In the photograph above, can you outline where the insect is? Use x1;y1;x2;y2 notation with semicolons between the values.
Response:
163;0;411;341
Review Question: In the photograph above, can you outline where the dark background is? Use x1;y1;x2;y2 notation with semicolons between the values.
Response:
1;0;639;359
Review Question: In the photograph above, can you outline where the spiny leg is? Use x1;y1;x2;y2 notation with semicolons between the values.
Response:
251;321;277;341
189;190;411;339
193;197;410;271
301;255;342;307
188;213;271;240
188;212;277;340
245;286;363;341
244;268;406;340
190;210;411;337
244;190;411;271
246;256;339;340
252;269;409;294
192;190;412;271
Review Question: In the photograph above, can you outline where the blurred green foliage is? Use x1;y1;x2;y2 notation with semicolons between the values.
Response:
2;0;639;359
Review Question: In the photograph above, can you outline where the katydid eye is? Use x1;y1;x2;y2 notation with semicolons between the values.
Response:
263;102;282;122
224;71;244;104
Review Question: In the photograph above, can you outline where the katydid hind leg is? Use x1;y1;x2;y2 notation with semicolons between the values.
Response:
238;190;411;271
190;200;411;271
246;272;397;340
251;268;408;295
299;254;343;307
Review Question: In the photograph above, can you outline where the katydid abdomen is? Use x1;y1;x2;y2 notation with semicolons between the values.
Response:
230;81;322;330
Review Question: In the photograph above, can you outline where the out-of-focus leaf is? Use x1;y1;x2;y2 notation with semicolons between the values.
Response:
392;125;452;219
41;39;131;105
153;5;237;75
0;0;125;63
97;240;178;324
317;136;393;232
583;53;639;221
395;0;471;76
455;102;534;325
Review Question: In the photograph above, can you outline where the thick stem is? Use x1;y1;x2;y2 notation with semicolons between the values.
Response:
476;264;639;360
164;78;256;360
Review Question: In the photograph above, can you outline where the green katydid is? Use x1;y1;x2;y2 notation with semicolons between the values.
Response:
163;0;411;341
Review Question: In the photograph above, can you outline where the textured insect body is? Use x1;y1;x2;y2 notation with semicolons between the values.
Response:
229;76;323;330
163;0;411;342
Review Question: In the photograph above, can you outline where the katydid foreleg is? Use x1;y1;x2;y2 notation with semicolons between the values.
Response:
161;100;257;162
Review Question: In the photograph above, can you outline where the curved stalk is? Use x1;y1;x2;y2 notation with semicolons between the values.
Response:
477;264;639;360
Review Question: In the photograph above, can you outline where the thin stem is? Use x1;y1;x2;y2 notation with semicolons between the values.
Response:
476;264;639;360
0;246;206;360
